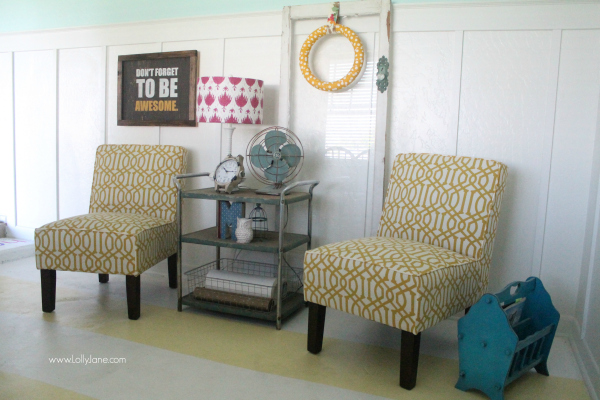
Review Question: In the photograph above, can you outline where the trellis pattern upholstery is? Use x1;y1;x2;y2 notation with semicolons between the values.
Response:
35;212;177;276
35;144;187;319
304;153;507;335
89;144;184;222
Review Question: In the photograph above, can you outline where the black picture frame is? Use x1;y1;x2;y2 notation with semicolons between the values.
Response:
117;50;198;127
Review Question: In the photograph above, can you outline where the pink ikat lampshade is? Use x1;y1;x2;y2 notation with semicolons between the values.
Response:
197;76;264;125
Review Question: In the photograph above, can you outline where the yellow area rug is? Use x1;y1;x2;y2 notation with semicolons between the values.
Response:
0;371;95;400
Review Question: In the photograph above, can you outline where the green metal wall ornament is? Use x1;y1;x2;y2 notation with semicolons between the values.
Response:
376;55;389;93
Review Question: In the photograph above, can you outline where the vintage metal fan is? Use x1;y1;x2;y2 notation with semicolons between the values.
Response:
246;126;304;195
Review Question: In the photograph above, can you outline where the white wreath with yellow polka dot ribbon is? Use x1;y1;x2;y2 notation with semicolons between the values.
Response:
299;24;365;92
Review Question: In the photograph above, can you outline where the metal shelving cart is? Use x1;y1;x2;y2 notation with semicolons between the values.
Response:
173;173;318;329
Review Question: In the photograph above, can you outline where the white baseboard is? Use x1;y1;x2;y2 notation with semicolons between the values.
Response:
529;315;598;399
471;311;598;398
570;334;600;400
557;314;582;338
6;226;35;241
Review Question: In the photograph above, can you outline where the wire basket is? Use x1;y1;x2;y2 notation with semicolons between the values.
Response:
185;258;303;312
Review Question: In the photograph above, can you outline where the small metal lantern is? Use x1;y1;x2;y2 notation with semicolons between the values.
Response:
249;204;268;239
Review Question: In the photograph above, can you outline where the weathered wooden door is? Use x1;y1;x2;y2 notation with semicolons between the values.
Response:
279;0;392;245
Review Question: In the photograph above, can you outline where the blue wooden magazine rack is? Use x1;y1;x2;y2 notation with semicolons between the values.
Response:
455;277;560;400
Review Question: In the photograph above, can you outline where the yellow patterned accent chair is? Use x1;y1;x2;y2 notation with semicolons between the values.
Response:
304;153;507;389
35;144;187;320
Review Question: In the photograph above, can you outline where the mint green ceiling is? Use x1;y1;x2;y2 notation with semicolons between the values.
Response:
0;0;511;34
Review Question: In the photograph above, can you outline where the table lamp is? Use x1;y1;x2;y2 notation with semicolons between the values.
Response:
197;76;264;193
197;76;264;157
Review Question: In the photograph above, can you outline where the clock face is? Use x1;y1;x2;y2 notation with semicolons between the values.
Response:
215;159;239;184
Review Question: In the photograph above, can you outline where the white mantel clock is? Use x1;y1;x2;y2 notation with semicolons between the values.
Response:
214;155;245;193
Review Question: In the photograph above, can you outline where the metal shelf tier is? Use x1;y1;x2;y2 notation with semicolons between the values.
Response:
182;227;310;253
182;187;311;205
181;293;305;322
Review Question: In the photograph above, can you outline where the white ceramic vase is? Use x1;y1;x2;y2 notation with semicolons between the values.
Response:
235;218;253;244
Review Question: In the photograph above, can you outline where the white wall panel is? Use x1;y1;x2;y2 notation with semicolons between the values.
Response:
161;39;225;268
457;31;554;292
106;43;161;145
58;47;106;219
542;30;600;317
0;52;15;233
14;50;57;232
388;31;459;162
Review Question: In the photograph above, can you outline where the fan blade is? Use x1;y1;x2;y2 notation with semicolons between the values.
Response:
250;144;272;169
264;130;287;152
279;144;301;167
271;159;288;169
264;160;290;183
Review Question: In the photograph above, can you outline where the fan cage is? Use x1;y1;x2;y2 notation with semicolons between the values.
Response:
246;126;304;188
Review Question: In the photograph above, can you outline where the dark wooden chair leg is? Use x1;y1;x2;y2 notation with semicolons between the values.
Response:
307;302;326;354
400;330;421;390
98;274;109;283
41;269;56;313
168;253;177;289
126;275;141;320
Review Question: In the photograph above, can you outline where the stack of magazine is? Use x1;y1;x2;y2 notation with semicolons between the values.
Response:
503;297;526;326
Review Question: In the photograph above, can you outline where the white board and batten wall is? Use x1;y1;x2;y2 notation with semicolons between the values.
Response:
1;1;600;395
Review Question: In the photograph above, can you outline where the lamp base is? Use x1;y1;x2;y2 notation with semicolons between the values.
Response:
223;124;236;157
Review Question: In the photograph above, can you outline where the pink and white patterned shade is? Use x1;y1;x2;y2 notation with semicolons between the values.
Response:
197;76;264;124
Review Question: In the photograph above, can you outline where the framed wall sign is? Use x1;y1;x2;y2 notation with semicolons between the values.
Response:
117;50;199;126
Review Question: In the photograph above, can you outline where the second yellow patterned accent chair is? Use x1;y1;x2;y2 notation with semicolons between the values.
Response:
304;153;507;389
35;144;187;320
